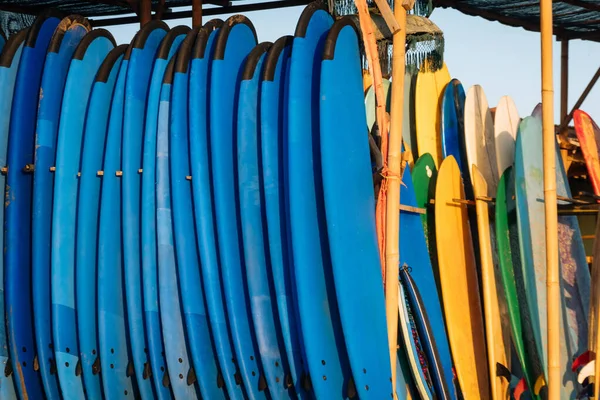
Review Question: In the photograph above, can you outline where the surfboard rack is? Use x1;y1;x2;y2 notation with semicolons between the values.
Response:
398;203;425;214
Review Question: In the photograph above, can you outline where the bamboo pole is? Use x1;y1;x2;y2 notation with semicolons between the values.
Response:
355;0;391;277
192;0;203;28
540;0;559;396
560;40;568;126
386;0;408;395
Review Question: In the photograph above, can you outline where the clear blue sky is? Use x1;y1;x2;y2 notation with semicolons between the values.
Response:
104;3;600;125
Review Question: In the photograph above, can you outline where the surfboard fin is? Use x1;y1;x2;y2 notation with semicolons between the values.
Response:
258;374;267;391
300;372;312;391
162;371;171;387
578;382;594;399
49;358;56;375
513;377;527;400
92;356;101;375
347;377;358;398
4;360;12;377
75;359;82;376
142;362;151;379
573;351;593;372
284;373;293;389
186;366;197;386
33;355;39;371
495;362;511;382
234;371;242;385
126;360;134;377
216;370;225;388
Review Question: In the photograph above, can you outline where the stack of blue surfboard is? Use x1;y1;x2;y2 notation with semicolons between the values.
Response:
0;3;394;399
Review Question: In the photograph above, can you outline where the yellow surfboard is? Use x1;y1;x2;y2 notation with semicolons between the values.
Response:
472;164;511;400
415;62;450;167
435;156;490;398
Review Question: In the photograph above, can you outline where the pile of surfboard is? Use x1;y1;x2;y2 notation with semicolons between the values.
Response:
365;64;592;399
0;2;399;399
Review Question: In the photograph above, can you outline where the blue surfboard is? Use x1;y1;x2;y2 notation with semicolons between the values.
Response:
188;19;246;400
260;35;307;398
76;43;127;399
97;43;135;399
287;4;351;398
0;27;27;400
320;17;391;399
441;78;467;178
238;41;292;400
170;28;225;399
122;20;169;399
51;29;115;398
140;25;189;400
32;16;89;400
210;15;268;399
399;163;454;398
4;12;61;399
154;50;200;400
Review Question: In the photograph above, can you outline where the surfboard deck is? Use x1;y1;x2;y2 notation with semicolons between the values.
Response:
435;156;490;399
494;95;519;176
415;62;450;167
287;4;351;398
0;27;27;400
140;25;189;399
5;12;60;399
188;19;246;400
472;164;511;400
441;78;467;175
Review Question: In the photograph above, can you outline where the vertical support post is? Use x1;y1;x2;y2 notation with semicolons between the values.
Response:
540;0;559;397
192;0;203;28
560;39;568;127
139;0;152;27
387;0;408;397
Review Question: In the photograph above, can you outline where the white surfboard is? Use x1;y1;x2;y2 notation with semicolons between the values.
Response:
464;84;498;195
494;96;520;177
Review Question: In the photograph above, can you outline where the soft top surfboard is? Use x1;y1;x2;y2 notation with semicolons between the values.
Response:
493;95;519;176
140;25;189;400
189;19;246;400
464;84;498;195
435;156;490;398
260;35;308;397
472;164;511;400
399;162;454;398
0;27;28;400
287;3;352;398
156;51;200;400
31;16;89;400
320;17;391;399
239;41;294;400
210;15;268;399
76;43;127;399
5;11;61;399
97;43;135;399
441;78;467;175
496;166;543;399
515;116;579;398
171;27;224;398
51;28;115;399
415;62;450;166
122;20;169;399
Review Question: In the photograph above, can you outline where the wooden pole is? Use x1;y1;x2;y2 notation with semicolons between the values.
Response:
560;39;568;127
192;0;203;28
139;0;152;26
557;64;600;132
540;0;559;396
386;0;408;396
